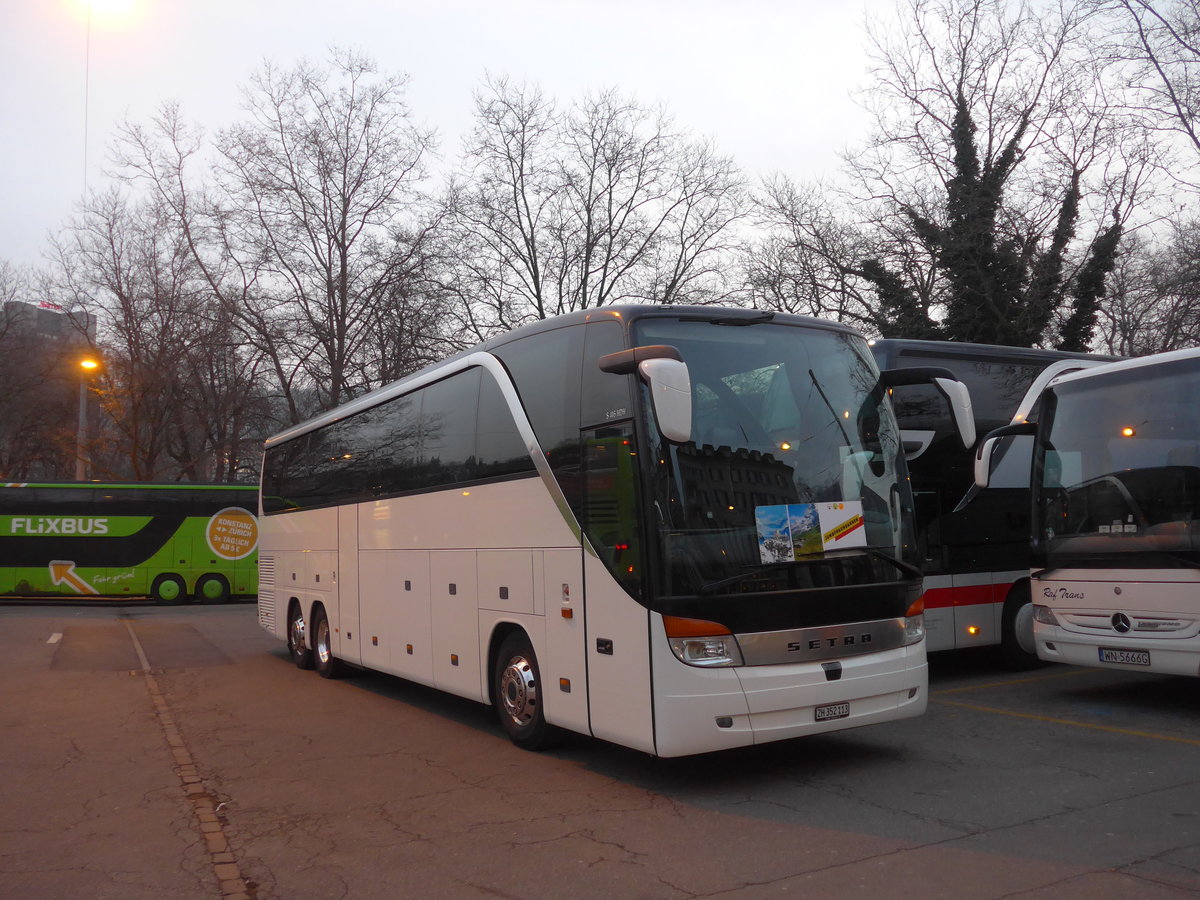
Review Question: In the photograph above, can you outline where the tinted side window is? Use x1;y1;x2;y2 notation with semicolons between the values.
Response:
476;371;536;480
420;369;481;488
263;365;539;513
262;439;304;512
344;392;422;496
580;320;631;428
494;327;584;451
262;392;424;513
494;327;584;512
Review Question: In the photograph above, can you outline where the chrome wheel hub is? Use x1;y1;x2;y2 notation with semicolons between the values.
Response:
316;620;332;664
499;656;537;726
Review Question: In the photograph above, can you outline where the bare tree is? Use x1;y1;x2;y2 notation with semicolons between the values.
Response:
50;189;271;481
115;51;448;421
1097;218;1200;352
556;90;746;310
1102;0;1200;168
444;77;562;337
742;176;882;326
446;78;747;340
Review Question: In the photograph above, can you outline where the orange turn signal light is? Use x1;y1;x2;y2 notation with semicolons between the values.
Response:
663;615;732;637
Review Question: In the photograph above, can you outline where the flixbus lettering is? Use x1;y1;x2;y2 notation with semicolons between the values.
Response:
7;517;110;535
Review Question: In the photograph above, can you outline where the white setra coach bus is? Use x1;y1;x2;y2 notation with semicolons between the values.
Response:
257;306;974;756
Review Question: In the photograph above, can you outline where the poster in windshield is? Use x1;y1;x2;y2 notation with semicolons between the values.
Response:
755;501;867;563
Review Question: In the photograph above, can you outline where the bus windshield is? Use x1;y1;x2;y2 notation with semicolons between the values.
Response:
633;318;917;616
1034;357;1200;570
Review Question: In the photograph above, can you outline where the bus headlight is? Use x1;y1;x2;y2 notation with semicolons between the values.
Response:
664;615;744;667
904;613;925;645
1033;605;1059;626
904;597;925;645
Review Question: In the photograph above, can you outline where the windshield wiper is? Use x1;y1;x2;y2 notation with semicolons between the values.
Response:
826;546;923;579
699;563;796;595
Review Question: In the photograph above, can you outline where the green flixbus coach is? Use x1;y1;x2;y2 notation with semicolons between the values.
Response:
0;482;259;603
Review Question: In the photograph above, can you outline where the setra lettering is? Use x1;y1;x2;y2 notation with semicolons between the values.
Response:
788;634;874;652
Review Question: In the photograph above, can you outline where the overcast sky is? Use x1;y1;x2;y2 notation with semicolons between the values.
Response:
2;0;891;270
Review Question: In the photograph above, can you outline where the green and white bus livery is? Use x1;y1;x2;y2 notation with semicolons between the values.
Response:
0;482;259;604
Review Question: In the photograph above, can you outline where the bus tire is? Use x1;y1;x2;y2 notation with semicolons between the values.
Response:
195;574;230;604
1000;582;1044;670
493;631;554;751
151;574;187;606
312;606;343;679
287;602;314;670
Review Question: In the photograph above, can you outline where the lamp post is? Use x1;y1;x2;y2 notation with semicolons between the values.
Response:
75;357;99;481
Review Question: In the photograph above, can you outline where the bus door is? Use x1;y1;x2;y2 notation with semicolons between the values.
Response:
577;423;655;754
337;505;361;666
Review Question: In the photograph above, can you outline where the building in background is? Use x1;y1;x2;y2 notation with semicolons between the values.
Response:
0;301;98;480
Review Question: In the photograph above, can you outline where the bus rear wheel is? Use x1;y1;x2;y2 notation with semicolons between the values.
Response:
151;574;187;606
493;632;553;751
312;607;343;679
287;603;313;669
195;574;230;604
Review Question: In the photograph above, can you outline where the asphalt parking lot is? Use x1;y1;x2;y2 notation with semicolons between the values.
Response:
2;601;1198;899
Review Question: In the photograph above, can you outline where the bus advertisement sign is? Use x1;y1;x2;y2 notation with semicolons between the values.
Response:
206;507;259;560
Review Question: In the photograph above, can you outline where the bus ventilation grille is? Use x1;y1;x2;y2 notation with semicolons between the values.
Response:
258;555;276;631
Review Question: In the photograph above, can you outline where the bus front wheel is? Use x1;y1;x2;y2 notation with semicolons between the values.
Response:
312;607;343;679
151;574;187;606
493;632;553;751
287;603;313;670
1000;582;1044;670
196;574;230;604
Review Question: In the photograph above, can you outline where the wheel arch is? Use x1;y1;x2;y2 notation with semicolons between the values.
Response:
999;577;1042;669
1001;576;1033;613
286;595;318;638
286;595;304;625
486;620;528;706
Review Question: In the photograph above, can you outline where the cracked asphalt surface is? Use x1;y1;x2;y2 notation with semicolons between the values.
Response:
2;602;1198;899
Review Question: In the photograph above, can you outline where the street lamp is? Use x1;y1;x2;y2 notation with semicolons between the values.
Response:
75;357;99;481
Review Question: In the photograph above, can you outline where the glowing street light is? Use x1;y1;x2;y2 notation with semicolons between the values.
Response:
76;357;100;481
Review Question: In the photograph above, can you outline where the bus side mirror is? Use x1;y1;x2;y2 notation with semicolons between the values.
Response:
880;366;976;450
639;358;692;444
974;422;1037;488
934;378;976;450
599;345;692;444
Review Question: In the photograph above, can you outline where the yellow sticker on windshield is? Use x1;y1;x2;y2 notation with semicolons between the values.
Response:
755;501;867;563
